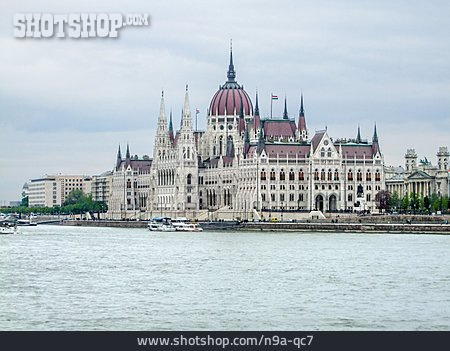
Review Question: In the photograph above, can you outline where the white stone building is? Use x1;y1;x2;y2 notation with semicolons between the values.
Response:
385;147;449;198
108;49;387;219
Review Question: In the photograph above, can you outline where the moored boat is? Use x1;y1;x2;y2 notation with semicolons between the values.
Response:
148;217;176;232
172;218;203;232
0;222;19;235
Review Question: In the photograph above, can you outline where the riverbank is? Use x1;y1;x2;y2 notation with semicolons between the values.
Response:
60;219;450;234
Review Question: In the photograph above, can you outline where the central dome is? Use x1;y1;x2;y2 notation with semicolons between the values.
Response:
208;49;253;116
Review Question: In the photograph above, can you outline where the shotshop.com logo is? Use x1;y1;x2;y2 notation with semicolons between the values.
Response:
13;13;150;38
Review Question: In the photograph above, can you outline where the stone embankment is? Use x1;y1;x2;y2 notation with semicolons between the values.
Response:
60;219;450;234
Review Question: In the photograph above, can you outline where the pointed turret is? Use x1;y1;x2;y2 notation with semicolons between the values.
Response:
181;84;193;131
154;90;170;152
297;93;307;140
169;109;174;144
125;143;131;167
115;144;122;170
257;121;266;155
372;123;380;154
227;40;236;83
283;96;288;119
254;91;261;132
356;125;361;143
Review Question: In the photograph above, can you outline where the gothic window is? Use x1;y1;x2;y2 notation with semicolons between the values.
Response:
299;169;305;181
366;193;371;201
187;174;192;185
320;148;325;157
261;171;266;181
314;169;319;181
348;170;353;181
261;194;266;202
280;170;285;181
357;170;362;182
270;169;276;181
366;171;372;181
321;169;325;181
327;169;332;181
289;169;295;181
327;148;332;158
187;196;191;203
348;193;353;202
299;193;304;201
375;170;381;181
289;193;295;201
280;194;285;202
334;169;339;181
271;193;276;202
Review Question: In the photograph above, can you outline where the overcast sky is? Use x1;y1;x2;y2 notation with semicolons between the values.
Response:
0;0;449;202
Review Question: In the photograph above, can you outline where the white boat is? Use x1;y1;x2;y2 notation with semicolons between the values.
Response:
0;223;19;235
148;217;176;232
172;218;203;232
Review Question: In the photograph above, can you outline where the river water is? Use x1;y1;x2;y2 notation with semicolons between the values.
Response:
0;225;449;330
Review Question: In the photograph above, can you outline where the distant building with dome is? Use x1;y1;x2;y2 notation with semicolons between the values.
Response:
108;48;388;220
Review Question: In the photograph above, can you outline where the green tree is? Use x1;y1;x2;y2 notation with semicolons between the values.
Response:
401;193;410;212
390;191;400;212
424;196;431;214
63;189;86;206
443;196;449;212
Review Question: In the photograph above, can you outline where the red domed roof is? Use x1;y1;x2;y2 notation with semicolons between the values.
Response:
208;50;253;116
209;86;253;116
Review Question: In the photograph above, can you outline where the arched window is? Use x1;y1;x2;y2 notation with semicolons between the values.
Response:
270;169;276;181
327;169;332;181
366;171;372;181
320;148;325;157
327;148;332;158
289;169;295;181
280;170;285;181
321;169;325;181
187;174;192;185
357;170;362;182
334;169;339;181
348;170;353;181
299;169;305;181
314;169;319;181
261;170;266;181
375;170;381;181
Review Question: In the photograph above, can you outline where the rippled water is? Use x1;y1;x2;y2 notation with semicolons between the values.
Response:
0;225;449;330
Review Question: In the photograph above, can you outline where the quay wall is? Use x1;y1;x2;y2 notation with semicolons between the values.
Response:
60;219;450;234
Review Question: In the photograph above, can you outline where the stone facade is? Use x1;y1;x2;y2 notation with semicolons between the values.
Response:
28;174;92;208
108;50;387;219
385;147;449;198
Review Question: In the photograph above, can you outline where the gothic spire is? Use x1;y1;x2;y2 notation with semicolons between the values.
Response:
169;109;174;143
254;91;261;132
372;123;378;143
254;91;260;116
300;93;305;117
283;96;288;119
180;84;193;131
372;123;380;154
126;143;130;159
297;93;307;139
356;125;361;143
227;39;236;82
116;144;122;170
117;144;122;159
